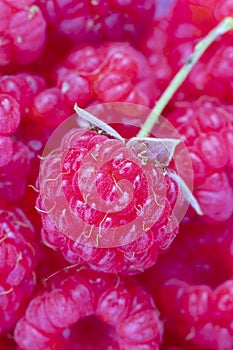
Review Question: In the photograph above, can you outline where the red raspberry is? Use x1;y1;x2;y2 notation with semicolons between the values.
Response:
14;267;163;350
140;218;233;350
37;127;180;275
167;97;233;222
37;0;155;46
53;42;156;108
0;206;38;332
0;2;47;67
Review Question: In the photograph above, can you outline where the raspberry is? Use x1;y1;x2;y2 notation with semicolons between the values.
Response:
37;0;155;46
0;94;20;136
0;73;46;115
37;126;180;275
0;3;47;66
0;206;38;332
53;42;156;108
167;97;233;222
14;267;163;350
140;218;233;350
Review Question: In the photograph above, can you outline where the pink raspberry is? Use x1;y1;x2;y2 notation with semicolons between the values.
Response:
0;206;38;332
37;0;155;46
167;97;233;222
0;2;47;66
140;218;233;350
37;128;180;275
14;267;163;350
53;42;156;108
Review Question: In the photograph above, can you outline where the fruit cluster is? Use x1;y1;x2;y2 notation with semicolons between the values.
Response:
1;0;233;349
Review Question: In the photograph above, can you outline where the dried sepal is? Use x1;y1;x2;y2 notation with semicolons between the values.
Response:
74;104;125;143
126;137;182;166
168;171;203;215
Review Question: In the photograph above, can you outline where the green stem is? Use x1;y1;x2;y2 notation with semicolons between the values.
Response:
137;17;233;138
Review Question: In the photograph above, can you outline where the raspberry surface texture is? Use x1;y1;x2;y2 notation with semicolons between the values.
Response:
140;217;233;349
37;127;180;275
167;97;233;222
0;207;38;332
14;267;163;350
0;1;233;348
36;0;155;46
53;41;157;109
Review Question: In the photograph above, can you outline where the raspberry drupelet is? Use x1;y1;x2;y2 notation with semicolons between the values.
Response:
14;267;163;350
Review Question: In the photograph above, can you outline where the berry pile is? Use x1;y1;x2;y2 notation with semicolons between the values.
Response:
1;0;233;349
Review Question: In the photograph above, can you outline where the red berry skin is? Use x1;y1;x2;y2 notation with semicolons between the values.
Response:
14;268;163;350
0;94;20;136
